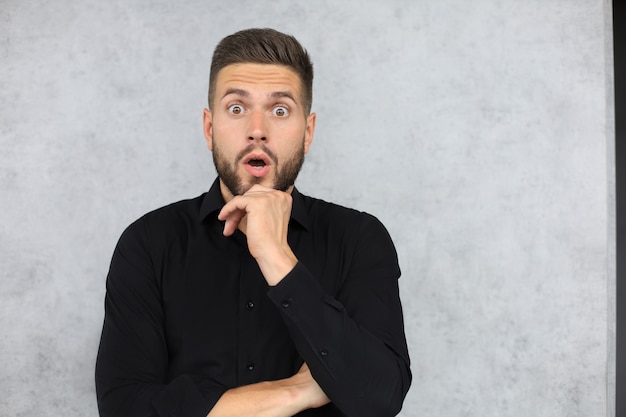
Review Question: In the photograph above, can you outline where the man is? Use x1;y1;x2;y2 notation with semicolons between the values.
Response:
95;28;411;417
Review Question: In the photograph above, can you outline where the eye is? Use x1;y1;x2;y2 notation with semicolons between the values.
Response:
272;106;289;117
228;104;244;115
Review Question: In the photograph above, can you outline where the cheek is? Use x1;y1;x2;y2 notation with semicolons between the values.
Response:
212;122;236;144
275;120;306;140
280;139;305;159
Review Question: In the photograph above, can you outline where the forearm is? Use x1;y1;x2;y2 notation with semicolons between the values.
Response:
295;316;408;416
268;263;411;417
207;365;328;417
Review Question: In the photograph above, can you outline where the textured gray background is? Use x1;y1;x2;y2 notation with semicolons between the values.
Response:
0;1;614;416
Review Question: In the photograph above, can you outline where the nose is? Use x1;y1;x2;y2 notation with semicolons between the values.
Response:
247;110;267;142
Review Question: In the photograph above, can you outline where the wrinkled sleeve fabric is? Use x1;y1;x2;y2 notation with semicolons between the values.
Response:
267;214;412;417
95;217;226;417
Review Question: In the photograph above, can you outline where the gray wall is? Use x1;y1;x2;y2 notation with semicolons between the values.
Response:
0;1;614;416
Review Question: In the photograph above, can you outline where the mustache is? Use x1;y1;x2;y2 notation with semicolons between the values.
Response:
235;144;278;165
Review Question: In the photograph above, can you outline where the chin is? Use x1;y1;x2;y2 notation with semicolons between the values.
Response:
238;177;272;194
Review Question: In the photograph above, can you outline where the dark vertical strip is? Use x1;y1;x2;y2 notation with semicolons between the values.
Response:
616;1;625;416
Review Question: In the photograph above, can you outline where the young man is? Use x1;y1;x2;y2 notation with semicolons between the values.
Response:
95;28;411;417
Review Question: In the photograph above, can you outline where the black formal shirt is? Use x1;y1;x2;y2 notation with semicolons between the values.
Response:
95;179;411;417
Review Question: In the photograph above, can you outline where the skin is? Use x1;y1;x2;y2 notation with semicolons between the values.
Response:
203;63;329;416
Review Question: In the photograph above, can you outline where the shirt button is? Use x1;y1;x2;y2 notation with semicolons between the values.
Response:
246;362;255;371
320;349;328;357
281;298;292;308
245;300;255;310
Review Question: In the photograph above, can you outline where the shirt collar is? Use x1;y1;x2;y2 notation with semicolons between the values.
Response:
289;186;311;231
198;179;225;221
199;178;311;232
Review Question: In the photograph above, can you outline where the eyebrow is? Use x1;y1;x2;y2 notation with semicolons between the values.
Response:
222;88;249;100
221;88;298;104
269;91;298;103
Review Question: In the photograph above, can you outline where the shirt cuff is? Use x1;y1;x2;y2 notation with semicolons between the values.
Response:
268;262;329;322
152;374;223;417
267;262;345;350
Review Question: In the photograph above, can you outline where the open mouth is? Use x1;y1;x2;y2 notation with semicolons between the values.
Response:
244;153;271;168
248;159;267;168
243;153;272;177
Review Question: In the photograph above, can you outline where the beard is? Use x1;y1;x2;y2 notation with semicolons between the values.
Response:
212;139;305;196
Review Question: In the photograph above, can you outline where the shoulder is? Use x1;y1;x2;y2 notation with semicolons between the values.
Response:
143;194;205;222
295;191;400;277
296;191;391;241
299;192;381;227
119;194;206;244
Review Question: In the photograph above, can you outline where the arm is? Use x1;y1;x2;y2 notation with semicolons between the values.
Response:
95;219;226;417
219;186;411;417
268;219;411;417
207;364;329;417
96;214;329;417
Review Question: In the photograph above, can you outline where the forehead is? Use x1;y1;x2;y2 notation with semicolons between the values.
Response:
215;63;303;98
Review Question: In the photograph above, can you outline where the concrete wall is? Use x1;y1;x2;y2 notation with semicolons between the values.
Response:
0;1;614;416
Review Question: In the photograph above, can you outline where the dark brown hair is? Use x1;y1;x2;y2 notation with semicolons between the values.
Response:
208;28;314;114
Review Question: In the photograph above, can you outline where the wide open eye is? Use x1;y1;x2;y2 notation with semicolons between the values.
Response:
228;104;244;115
272;106;289;117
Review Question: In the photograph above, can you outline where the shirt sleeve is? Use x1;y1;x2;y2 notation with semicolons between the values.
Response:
95;219;226;417
267;215;412;417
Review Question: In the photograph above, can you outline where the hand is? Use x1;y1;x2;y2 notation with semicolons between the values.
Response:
288;363;330;410
218;184;298;285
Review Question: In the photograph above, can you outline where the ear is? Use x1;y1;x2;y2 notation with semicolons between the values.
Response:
203;108;214;151
303;112;316;154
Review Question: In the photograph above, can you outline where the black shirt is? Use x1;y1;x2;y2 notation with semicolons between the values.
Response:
95;179;411;417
